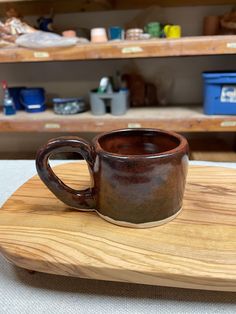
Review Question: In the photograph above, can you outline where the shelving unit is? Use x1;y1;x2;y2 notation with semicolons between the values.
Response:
1;36;236;63
1;34;236;135
1;107;236;133
0;0;236;162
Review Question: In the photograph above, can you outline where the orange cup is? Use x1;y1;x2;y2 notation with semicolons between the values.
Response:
62;30;77;38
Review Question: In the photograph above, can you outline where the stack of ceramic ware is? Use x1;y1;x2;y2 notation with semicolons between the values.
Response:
126;28;143;40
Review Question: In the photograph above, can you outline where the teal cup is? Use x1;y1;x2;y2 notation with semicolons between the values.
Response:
108;26;124;40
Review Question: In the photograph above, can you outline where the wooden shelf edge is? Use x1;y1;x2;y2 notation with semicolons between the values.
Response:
1;107;236;133
1;36;236;63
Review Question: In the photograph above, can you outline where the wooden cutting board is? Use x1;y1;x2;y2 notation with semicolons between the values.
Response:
0;162;235;292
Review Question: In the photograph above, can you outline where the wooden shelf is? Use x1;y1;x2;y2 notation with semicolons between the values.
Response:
1;106;236;133
0;0;235;16
1;36;236;63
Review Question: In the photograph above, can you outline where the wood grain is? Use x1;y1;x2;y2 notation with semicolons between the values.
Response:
0;0;235;16
0;162;235;291
1;107;236;133
1;36;236;63
191;151;236;162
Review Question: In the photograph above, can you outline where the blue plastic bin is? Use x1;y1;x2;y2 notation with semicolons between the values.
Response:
20;88;46;113
202;71;236;115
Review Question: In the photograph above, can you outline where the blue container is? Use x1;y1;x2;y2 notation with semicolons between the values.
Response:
9;87;26;110
108;26;124;40
20;88;46;113
202;71;236;115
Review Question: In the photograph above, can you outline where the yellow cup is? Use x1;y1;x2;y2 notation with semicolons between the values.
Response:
164;25;181;38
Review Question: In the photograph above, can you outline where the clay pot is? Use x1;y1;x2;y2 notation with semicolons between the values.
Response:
203;16;220;35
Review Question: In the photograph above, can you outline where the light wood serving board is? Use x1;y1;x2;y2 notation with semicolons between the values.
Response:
0;162;235;292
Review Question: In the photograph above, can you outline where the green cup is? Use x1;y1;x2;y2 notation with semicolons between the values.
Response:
144;22;161;38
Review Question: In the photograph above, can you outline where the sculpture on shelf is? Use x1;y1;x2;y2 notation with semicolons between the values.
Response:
0;7;36;44
220;7;236;34
203;6;236;35
37;9;55;32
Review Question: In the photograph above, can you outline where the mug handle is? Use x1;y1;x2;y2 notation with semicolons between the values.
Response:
164;25;171;37
36;137;96;210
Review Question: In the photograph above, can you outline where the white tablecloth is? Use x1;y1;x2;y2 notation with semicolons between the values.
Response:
0;160;235;314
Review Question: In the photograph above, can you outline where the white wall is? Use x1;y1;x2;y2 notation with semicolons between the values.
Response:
0;5;235;155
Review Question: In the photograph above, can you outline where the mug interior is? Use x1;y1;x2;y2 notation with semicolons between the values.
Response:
97;129;181;156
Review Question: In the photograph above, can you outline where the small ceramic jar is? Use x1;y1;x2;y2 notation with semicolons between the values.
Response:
203;16;220;36
62;30;77;38
91;28;108;43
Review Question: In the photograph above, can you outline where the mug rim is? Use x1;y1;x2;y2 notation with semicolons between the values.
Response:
93;128;188;159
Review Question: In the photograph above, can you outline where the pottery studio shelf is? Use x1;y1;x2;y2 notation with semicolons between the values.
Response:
1;106;236;133
0;1;235;16
1;36;236;63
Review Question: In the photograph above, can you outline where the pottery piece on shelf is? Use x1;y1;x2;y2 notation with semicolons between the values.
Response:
91;28;108;43
62;30;77;38
126;28;143;40
144;22;161;38
203;15;220;36
108;26;124;40
164;25;182;38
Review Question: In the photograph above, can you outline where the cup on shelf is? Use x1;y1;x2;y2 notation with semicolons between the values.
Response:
108;26;124;41
203;16;220;36
91;28;108;43
62;30;77;38
164;25;181;38
144;22;161;38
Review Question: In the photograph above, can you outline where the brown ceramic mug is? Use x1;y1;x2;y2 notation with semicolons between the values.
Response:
36;128;189;228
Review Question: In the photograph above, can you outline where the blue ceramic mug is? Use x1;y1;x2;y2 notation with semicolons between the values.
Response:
108;26;124;40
